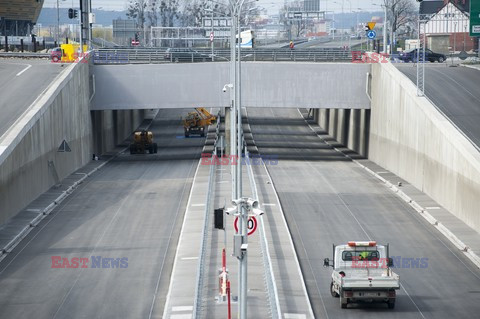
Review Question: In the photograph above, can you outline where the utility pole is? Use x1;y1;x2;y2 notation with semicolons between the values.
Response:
383;4;387;53
211;0;214;61
57;0;60;43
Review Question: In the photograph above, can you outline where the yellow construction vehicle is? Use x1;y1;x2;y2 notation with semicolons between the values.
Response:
183;108;217;137
130;130;158;154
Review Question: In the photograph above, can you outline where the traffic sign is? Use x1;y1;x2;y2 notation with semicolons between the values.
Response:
210;32;214;42
367;30;377;40
470;0;480;36
234;216;257;236
367;22;376;30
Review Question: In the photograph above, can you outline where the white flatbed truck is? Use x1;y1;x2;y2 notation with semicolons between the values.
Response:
324;241;400;309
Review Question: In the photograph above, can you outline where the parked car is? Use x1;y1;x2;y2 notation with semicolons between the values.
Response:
163;48;210;62
50;47;63;62
398;48;446;63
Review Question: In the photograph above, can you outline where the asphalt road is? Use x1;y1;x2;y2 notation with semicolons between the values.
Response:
247;107;480;319
396;64;480;149
0;109;204;319
0;58;64;138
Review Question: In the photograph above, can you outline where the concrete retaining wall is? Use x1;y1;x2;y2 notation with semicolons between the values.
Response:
0;61;92;225
314;108;370;157
91;62;370;110
369;62;480;232
0;60;146;226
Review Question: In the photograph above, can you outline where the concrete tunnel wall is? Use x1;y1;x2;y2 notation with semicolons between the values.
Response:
91;62;371;110
313;62;480;232
0;59;146;226
369;62;480;232
313;108;370;157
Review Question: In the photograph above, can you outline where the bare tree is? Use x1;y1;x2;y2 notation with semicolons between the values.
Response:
127;0;148;28
383;0;417;48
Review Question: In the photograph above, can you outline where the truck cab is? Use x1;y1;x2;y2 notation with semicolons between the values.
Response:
324;241;400;309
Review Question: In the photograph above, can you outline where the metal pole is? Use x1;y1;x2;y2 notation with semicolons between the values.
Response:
230;8;237;202
454;22;457;54
88;0;92;50
79;0;83;53
211;1;214;61
57;0;60;43
237;9;247;319
383;5;387;54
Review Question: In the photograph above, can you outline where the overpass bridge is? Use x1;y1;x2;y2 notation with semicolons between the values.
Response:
0;55;480;319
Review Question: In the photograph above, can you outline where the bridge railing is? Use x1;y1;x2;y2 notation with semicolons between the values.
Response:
92;48;353;64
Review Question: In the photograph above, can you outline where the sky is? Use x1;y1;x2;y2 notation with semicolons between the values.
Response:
43;0;388;14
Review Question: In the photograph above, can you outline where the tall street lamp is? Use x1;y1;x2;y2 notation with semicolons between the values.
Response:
226;3;258;319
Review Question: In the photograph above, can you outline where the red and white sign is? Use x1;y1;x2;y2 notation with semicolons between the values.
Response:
210;32;214;42
234;216;257;236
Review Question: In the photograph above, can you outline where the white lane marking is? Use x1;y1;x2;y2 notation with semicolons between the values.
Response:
262;203;276;206
284;314;307;319
376;171;390;174
191;203;205;207
181;257;198;260
253;106;317;319
172;306;193;312
299;109;428;318
171;315;191;319
159;157;203;319
16;64;32;76
425;206;440;210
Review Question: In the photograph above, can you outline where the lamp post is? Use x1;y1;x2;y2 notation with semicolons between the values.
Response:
56;0;66;44
346;0;352;49
226;3;258;319
372;3;388;54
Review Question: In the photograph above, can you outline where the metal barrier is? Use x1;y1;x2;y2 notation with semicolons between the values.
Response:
0;52;50;58
244;143;282;319
92;47;353;64
192;115;220;319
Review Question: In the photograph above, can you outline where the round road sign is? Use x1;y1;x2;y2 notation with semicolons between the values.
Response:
210;32;214;42
234;216;257;236
366;30;377;40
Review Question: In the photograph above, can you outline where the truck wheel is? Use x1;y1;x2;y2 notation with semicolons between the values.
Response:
330;282;339;297
388;300;395;309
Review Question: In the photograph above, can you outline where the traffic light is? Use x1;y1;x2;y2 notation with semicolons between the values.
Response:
214;208;224;230
68;8;78;19
135;33;139;42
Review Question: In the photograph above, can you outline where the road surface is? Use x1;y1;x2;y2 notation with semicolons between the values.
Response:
396;64;480;149
247;107;480;319
0;109;204;319
0;58;65;137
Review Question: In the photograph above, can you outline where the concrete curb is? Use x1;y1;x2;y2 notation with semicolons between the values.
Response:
245;108;315;319
299;110;480;270
0;158;111;260
461;64;480;72
0;112;159;262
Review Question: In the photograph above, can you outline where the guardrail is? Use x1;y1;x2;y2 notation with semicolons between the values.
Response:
92;47;353;64
0;52;50;58
244;143;282;319
192;114;221;319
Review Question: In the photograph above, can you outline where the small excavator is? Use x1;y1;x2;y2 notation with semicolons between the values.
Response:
183;108;217;137
130;130;158;154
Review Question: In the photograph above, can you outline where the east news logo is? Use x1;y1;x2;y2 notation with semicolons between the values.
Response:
51;256;128;268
